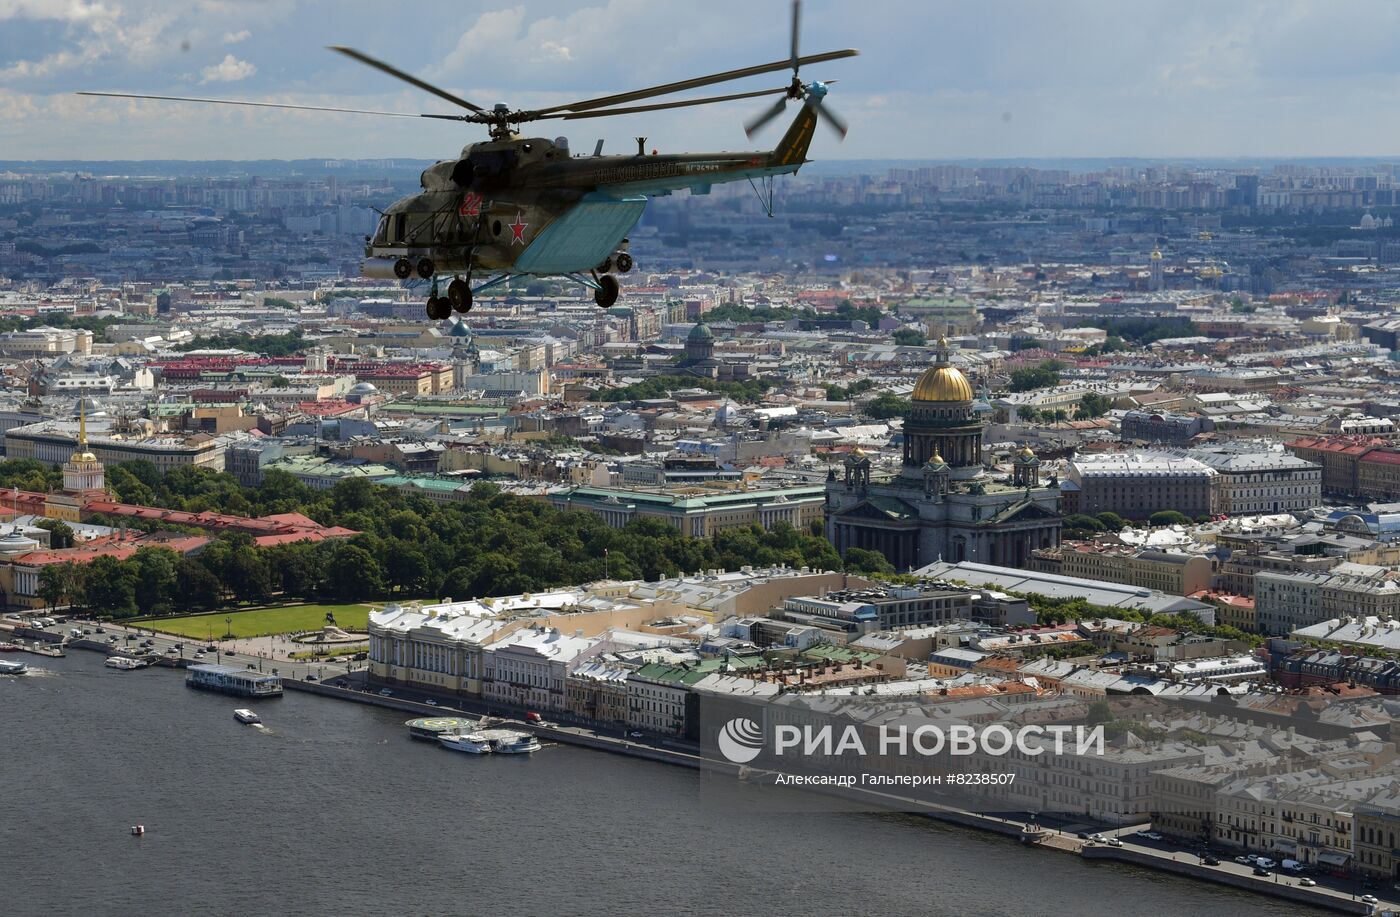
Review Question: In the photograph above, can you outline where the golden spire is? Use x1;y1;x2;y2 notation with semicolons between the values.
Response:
71;398;97;464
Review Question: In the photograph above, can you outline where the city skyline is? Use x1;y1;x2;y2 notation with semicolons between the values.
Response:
7;1;1400;160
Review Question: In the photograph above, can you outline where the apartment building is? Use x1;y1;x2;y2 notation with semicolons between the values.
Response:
1062;453;1218;518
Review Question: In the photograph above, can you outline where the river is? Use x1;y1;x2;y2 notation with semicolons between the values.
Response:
0;652;1328;916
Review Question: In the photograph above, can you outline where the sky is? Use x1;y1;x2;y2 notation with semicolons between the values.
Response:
6;0;1400;162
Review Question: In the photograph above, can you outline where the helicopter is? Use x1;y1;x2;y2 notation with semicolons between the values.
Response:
79;1;857;321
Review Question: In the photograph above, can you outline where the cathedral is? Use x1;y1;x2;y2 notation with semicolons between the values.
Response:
825;339;1062;570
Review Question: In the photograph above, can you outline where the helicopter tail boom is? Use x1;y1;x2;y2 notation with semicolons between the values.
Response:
769;101;819;169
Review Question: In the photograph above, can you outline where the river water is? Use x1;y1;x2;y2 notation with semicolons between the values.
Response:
0;652;1326;916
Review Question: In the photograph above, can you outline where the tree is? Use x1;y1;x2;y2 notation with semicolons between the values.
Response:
1008;361;1062;392
131;547;180;615
1095;512;1125;531
34;519;74;549
83;555;138;617
1076;392;1114;420
844;547;896;575
863;392;910;420
385;541;432;595
891;328;926;346
1016;405;1037;422
175;557;222;612
1150;510;1190;527
37;564;67;610
326;544;385;601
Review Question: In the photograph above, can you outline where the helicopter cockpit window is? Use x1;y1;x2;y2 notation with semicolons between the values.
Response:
373;215;389;245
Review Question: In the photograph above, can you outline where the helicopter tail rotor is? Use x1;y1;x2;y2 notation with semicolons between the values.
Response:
744;0;848;140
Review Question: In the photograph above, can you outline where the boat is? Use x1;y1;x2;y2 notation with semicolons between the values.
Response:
0;641;21;652
490;731;542;755
0;659;27;675
105;656;146;670
438;732;493;754
233;708;261;725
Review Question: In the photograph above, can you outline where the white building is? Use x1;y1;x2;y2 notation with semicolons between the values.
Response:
482;626;595;713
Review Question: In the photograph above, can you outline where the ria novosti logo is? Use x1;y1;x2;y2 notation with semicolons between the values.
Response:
714;716;1105;763
717;717;765;763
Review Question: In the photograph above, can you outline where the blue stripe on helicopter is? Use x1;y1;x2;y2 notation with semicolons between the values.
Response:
513;192;648;274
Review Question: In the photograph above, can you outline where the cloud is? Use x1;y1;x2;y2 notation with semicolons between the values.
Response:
222;29;251;44
200;53;255;83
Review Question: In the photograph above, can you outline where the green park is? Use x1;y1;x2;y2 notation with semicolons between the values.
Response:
140;603;374;639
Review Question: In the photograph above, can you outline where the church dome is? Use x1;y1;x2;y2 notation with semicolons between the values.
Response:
1017;444;1037;461
912;365;974;403
687;322;714;343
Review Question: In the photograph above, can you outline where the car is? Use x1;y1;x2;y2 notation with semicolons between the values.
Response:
1253;867;1270;877
164;647;178;655
1298;878;1316;887
1235;856;1253;864
1076;832;1091;840
1144;832;1163;841
628;731;644;739
1090;833;1107;843
1106;838;1123;848
423;698;437;705
1202;855;1220;866
378;689;393;696
1255;858;1276;869
223;650;235;656
95;628;105;634
205;645;217;652
333;681;348;688
1362;895;1379;904
193;652;205;659
525;711;543;723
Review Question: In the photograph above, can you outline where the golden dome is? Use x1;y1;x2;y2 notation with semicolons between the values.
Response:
912;365;974;402
1017;445;1036;461
71;451;97;463
1150;249;1163;260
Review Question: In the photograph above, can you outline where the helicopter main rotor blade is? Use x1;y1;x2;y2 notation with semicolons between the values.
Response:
548;85;792;121
328;46;486;114
744;97;789;138
75;90;461;120
531;48;857;116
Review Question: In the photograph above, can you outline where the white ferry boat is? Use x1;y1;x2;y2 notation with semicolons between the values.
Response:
490;731;542;755
233;708;261;725
104;656;145;670
0;659;27;675
438;732;493;754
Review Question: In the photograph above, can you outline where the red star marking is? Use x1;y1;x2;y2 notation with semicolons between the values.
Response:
458;191;483;218
508;212;528;245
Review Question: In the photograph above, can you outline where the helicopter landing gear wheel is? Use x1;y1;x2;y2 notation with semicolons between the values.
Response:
425;296;451;321
448;278;472;313
594;274;620;308
393;257;413;279
416;257;436;279
596;256;614;274
614;252;634;273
